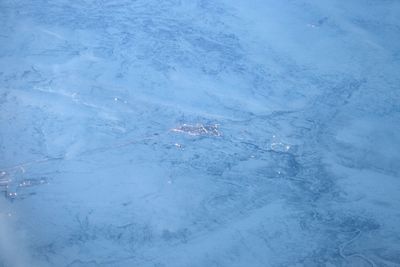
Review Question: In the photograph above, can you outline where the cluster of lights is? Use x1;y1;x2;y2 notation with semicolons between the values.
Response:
270;135;291;152
0;170;48;200
171;123;222;137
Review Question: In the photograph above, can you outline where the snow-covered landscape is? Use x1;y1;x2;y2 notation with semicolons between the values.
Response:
1;0;400;266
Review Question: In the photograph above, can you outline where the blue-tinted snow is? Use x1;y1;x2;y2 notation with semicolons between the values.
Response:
1;0;400;266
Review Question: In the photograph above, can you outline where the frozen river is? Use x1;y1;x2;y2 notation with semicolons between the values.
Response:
1;1;400;266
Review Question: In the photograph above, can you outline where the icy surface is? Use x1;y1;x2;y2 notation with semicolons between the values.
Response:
1;0;400;266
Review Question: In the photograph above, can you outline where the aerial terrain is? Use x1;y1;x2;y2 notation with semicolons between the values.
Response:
1;0;400;266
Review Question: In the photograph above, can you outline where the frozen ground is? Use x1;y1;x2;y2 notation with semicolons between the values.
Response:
1;0;400;266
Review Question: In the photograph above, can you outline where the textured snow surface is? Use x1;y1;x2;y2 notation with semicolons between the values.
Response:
1;0;400;266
